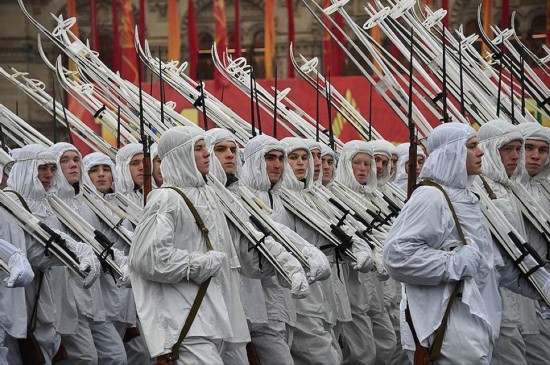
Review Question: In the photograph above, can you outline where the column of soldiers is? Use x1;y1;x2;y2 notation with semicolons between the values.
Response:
1;118;550;365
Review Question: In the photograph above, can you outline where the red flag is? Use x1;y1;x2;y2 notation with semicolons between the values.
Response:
322;0;345;76
66;0;79;37
139;0;146;47
112;0;120;72
167;0;181;61
187;0;198;78
264;0;275;78
322;0;332;74
287;0;295;78
481;0;493;56
66;0;80;71
213;0;228;88
501;0;510;29
119;0;138;83
234;0;241;57
441;0;449;28
333;12;345;76
89;0;98;50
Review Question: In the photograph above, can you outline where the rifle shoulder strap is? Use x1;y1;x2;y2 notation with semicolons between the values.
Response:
405;180;466;363
479;175;498;200
4;190;32;213
160;186;213;362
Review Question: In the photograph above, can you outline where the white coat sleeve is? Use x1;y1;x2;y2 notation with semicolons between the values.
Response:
129;190;223;284
383;187;456;285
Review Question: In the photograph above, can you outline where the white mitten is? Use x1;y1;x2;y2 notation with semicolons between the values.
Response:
64;235;100;289
353;250;374;273
289;271;310;299
5;252;34;288
188;251;226;285
302;246;331;284
446;245;483;282
114;249;131;288
0;238;34;287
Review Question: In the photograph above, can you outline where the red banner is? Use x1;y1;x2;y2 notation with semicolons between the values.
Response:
286;0;294;78
119;0;138;83
213;0;228;88
234;0;241;58
264;0;275;79
187;0;198;78
112;0;120;72
322;0;345;76
167;0;181;61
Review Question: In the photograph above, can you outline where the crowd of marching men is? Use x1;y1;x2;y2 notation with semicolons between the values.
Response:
1;117;550;364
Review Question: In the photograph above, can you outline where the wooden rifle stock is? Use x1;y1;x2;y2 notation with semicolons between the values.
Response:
143;149;152;206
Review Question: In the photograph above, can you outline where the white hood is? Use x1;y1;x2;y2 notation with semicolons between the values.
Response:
82;152;117;193
205;128;242;186
517;122;550;182
371;140;395;186
320;143;336;186
115;143;143;194
7;144;56;200
334;140;377;193
49;142;83;199
304;139;323;186
394;142;426;190
478;119;524;187
241;134;287;193
158;126;206;188
281;137;314;192
419;122;478;203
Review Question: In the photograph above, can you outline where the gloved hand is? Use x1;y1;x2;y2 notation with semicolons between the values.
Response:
62;233;100;289
302;246;331;284
5;252;34;288
446;245;483;282
0;238;35;287
353;251;374;273
289;271;310;299
114;249;131;288
188;251;226;285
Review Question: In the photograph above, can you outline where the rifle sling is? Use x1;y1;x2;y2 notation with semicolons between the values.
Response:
405;180;467;363
160;186;213;362
4;189;32;213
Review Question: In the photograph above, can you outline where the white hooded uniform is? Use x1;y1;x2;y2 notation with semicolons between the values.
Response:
320;144;336;187
279;137;344;365
115;143;144;206
477;120;540;365
6;144;99;362
330;140;396;365
516;123;550;364
205;128;310;365
82;151;151;365
384;122;542;364
49;142;127;365
129;126;248;363
240;135;331;365
393;143;426;192
0;179;34;365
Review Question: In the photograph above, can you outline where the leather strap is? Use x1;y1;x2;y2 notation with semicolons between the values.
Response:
479;175;498;200
4;190;32;213
405;180;467;363
159;186;214;362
